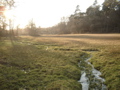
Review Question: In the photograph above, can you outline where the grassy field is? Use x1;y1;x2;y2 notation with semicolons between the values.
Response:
0;34;120;90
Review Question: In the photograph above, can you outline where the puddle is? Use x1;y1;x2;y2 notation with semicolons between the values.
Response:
21;69;30;73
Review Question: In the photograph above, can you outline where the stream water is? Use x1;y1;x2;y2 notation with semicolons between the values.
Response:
78;56;107;90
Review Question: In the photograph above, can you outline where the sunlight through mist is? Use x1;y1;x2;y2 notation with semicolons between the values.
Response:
5;0;104;28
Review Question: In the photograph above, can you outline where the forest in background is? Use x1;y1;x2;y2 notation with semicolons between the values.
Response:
47;0;120;34
0;0;120;37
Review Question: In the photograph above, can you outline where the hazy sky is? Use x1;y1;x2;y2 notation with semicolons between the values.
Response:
10;0;104;28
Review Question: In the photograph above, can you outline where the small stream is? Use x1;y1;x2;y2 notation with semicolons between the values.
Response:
78;56;107;90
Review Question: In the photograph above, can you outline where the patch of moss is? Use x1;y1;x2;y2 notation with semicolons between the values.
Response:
46;79;81;90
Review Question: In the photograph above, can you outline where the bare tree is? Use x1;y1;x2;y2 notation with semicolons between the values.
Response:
26;19;39;36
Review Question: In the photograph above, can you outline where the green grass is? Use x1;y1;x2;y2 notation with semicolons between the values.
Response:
90;47;120;90
0;34;120;90
0;38;83;90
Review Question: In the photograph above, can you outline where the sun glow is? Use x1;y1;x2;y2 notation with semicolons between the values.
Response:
4;10;14;19
3;0;104;28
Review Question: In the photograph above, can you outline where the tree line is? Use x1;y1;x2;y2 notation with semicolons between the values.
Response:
47;0;120;34
0;0;120;37
0;0;16;38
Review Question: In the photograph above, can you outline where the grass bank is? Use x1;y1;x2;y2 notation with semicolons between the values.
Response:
0;34;120;90
0;37;84;90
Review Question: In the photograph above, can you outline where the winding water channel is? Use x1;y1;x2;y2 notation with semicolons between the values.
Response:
78;55;107;90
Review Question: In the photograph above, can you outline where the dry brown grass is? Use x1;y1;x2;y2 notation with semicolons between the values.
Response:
22;34;120;49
